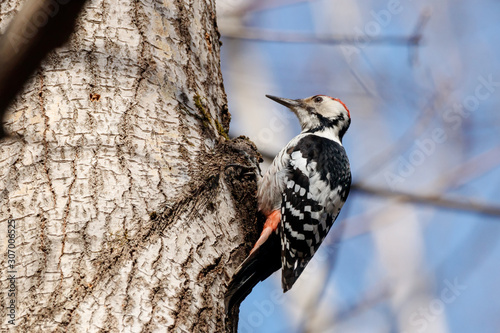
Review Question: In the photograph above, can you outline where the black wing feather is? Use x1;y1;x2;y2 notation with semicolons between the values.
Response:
280;135;351;291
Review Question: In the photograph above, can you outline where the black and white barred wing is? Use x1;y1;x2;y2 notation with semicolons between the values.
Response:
280;135;351;291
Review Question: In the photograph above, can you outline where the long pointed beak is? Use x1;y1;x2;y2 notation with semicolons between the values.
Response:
265;95;301;108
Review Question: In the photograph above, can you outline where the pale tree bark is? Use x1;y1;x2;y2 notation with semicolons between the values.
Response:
0;0;259;332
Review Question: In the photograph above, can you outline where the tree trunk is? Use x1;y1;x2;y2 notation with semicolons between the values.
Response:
0;0;258;331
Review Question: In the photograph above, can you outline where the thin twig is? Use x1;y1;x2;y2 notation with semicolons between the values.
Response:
355;83;445;179
221;27;422;46
220;9;429;50
408;9;431;64
431;145;500;192
236;0;315;17
352;182;500;217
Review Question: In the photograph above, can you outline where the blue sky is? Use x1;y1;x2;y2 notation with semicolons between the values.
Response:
219;0;500;331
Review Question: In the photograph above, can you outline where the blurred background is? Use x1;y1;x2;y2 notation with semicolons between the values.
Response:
216;0;500;332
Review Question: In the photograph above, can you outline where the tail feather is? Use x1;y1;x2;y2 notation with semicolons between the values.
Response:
224;232;281;314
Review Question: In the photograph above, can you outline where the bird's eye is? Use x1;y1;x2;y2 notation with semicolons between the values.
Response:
314;96;323;103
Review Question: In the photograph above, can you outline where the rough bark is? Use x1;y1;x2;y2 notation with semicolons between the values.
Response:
0;0;89;135
0;0;258;331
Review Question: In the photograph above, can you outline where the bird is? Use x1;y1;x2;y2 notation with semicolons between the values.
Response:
225;94;352;314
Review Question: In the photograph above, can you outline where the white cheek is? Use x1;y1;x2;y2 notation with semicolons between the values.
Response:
321;101;348;119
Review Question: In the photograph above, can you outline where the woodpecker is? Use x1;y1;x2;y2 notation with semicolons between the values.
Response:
225;94;351;314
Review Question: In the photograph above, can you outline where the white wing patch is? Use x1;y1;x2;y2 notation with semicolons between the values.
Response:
279;134;350;292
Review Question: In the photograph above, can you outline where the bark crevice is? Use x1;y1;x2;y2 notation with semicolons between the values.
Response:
0;0;259;331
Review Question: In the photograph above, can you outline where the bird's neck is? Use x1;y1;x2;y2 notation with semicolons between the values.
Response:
303;126;343;146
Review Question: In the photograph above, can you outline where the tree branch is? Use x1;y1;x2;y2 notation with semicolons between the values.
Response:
221;27;422;46
352;182;500;217
0;0;89;138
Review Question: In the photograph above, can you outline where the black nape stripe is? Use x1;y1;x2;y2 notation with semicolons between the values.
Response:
305;114;350;141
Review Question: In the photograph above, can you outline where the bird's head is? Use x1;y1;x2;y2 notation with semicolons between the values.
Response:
266;94;351;141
